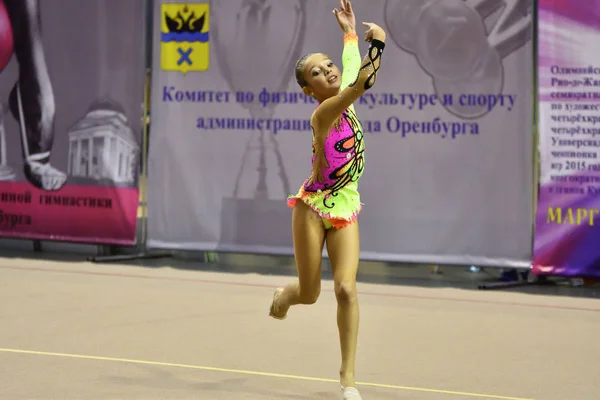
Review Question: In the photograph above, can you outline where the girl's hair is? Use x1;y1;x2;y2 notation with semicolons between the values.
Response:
295;53;315;88
295;52;343;130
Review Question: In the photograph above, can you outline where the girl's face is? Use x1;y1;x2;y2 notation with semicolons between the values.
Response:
301;53;342;102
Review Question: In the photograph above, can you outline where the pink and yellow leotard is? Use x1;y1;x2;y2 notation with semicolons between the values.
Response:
287;33;365;229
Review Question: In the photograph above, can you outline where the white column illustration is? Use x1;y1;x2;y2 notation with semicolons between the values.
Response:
384;0;532;119
75;138;81;176
0;102;16;181
87;136;93;177
66;100;139;185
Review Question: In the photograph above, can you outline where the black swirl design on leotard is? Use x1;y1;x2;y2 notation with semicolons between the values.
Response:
322;108;365;209
349;39;385;91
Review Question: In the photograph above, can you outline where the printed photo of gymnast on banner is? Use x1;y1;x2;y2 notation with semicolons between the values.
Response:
0;0;146;244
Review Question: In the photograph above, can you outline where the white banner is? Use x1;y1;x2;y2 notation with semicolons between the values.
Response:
147;0;534;267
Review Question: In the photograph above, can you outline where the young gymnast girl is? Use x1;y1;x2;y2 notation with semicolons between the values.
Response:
269;1;386;398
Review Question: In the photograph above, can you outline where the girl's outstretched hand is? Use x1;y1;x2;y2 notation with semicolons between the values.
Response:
362;22;386;43
333;0;356;33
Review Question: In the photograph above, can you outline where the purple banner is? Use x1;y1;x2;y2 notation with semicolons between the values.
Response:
533;0;600;277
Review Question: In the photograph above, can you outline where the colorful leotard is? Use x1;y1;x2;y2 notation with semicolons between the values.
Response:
287;33;365;229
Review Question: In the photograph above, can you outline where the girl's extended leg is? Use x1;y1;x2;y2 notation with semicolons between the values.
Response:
325;221;360;390
270;200;326;318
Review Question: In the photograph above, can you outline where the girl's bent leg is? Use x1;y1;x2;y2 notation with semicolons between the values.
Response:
270;200;326;319
325;221;360;390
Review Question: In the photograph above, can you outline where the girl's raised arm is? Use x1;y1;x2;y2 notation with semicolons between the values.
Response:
313;23;386;129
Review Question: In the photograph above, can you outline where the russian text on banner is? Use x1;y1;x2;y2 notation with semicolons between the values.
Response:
533;0;600;278
147;0;533;266
0;0;145;245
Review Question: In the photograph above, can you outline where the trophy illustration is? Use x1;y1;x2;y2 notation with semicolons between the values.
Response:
0;102;16;181
213;0;307;248
384;0;532;119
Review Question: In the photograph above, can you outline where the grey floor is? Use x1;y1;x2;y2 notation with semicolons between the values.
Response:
1;241;600;400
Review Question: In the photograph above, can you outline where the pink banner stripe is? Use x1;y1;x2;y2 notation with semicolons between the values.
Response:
0;182;139;245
